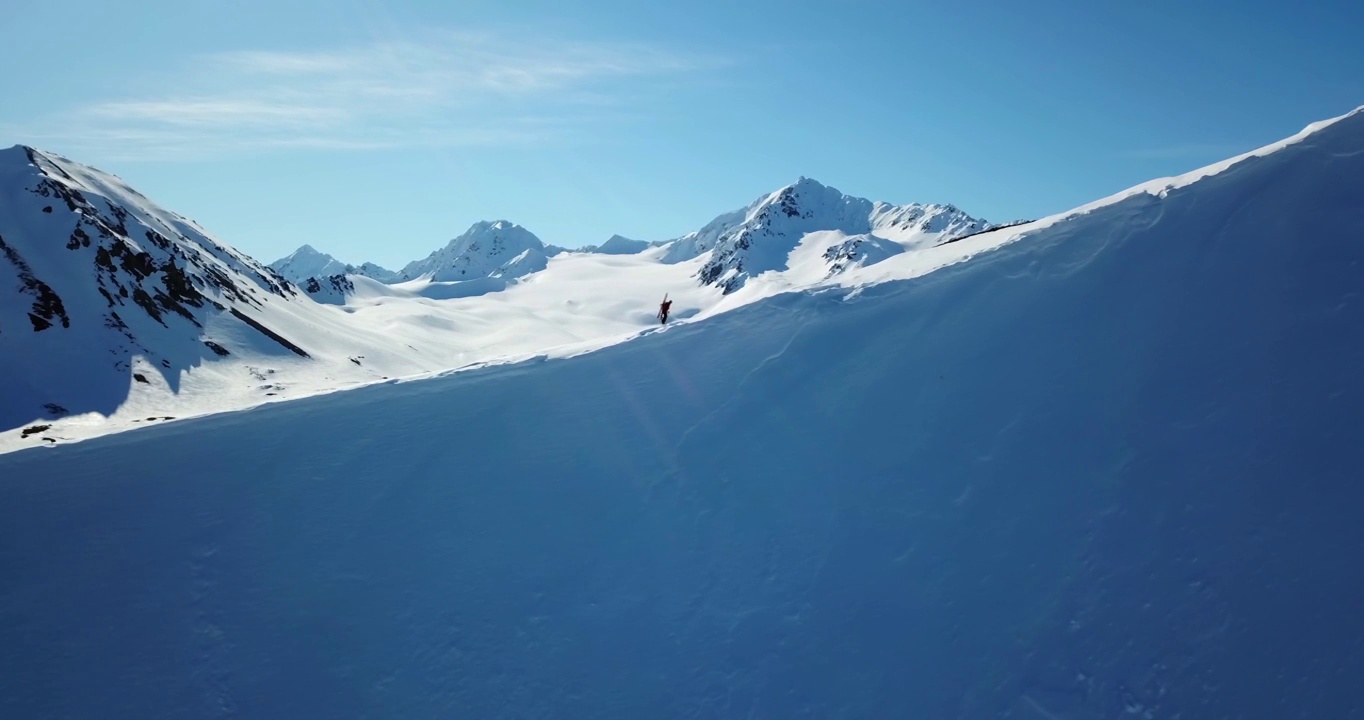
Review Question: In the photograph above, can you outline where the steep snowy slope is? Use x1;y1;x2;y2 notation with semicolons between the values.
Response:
268;245;396;284
396;220;550;282
0;145;328;430
1;107;1362;719
662;177;988;292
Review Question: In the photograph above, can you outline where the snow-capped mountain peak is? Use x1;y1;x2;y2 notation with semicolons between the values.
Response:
0;144;329;429
269;244;351;282
595;234;652;255
664;177;990;293
397;220;548;282
268;245;396;286
0;144;298;321
353;261;397;280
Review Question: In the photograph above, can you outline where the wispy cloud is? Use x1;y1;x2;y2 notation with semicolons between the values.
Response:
11;31;723;159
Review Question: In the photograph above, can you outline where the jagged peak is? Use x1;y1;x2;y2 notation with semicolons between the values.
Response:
594;235;651;255
787;175;833;192
763;177;876;213
396;219;548;282
2;143;43;157
2;145;79;172
0;144;46;170
443;219;544;249
463;219;519;233
765;176;841;202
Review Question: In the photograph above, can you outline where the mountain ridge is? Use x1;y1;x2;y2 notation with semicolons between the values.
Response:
395;219;549;283
266;176;990;297
268;244;396;284
662;176;990;292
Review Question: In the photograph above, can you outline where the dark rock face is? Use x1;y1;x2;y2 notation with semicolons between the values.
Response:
18;424;49;438
12;153;295;341
0;234;70;332
229;309;310;358
304;274;354;297
2;147;314;345
1;146;320;431
695;192;802;294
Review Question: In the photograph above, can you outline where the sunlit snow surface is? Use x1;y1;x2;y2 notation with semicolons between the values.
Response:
1;108;1363;717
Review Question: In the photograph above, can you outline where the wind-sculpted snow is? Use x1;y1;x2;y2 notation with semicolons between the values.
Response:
1;108;1362;718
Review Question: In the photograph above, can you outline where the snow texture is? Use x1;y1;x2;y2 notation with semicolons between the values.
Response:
1;108;1363;718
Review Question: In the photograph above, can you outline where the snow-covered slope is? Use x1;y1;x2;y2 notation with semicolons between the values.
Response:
396;220;549;282
0;145;327;430
662;177;988;292
2;107;1363;718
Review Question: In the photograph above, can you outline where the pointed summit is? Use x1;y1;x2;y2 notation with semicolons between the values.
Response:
268;245;396;286
0;144;318;428
397;220;549;282
662;179;990;293
595;234;651;255
268;245;352;283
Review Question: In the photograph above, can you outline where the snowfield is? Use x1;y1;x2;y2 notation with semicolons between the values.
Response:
0;106;1362;718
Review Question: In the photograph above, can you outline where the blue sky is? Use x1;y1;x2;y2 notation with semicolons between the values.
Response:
4;0;1362;267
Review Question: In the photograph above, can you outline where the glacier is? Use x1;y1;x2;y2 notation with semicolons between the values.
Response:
1;108;1363;717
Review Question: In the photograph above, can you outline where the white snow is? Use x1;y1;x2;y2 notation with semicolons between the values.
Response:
0;156;981;451
1;105;1363;717
4;109;1364;451
659;176;987;293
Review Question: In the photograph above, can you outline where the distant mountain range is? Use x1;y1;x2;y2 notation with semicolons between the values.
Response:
0;147;998;443
264;177;991;301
